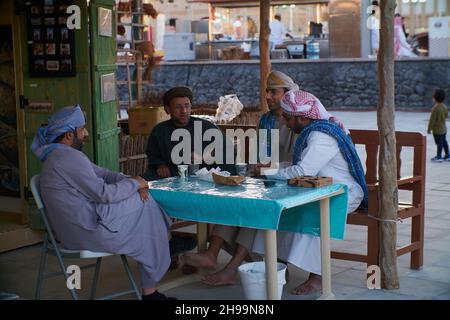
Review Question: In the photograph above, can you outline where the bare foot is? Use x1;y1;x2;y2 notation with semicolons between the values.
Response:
181;264;198;275
291;274;322;295
180;252;217;269
201;267;237;286
168;256;179;270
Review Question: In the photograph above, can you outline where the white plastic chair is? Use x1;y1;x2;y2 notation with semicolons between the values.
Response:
30;175;141;300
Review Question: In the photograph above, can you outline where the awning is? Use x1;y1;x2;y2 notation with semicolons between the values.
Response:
188;0;329;8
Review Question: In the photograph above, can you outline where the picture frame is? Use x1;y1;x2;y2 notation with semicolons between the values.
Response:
44;17;55;25
61;27;69;40
98;7;112;37
46;27;54;40
31;6;42;15
58;5;68;13
61;59;72;72
44;5;54;14
31;17;41;25
46;60;59;71
58;16;67;25
33;43;44;55
45;43;56;55
101;73;116;103
34;60;45;72
60;43;70;55
33;29;41;41
26;0;76;77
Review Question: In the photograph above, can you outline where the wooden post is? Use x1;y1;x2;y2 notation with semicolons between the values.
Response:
259;0;271;112
126;61;132;107
136;52;143;105
377;0;399;289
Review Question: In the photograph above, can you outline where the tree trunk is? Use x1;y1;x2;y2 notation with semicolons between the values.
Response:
377;0;399;289
259;0;271;112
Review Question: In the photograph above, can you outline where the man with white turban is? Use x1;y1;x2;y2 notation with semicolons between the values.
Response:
32;105;176;300
259;70;299;162
253;90;367;295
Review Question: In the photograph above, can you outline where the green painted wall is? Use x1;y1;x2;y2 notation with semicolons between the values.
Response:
20;0;93;181
17;0;119;228
89;0;119;171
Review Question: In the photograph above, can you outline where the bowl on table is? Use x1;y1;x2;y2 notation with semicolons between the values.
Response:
212;173;245;186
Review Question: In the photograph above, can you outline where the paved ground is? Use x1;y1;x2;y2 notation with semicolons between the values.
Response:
1;111;449;300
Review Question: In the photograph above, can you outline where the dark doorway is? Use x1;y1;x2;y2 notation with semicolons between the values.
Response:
0;26;20;197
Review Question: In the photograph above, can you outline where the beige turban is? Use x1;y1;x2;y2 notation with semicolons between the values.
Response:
266;71;299;91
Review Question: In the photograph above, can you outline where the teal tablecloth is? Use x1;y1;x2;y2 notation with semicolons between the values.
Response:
148;177;349;240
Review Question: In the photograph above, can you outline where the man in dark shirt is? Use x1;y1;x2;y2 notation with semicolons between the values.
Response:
143;86;235;180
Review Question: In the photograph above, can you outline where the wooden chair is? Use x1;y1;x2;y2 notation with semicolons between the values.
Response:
331;130;426;269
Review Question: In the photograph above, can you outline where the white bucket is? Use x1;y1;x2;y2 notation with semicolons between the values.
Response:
238;262;286;300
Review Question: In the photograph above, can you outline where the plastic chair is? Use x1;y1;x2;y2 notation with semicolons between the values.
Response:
30;175;141;300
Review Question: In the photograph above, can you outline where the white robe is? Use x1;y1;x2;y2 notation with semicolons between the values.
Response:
276;117;298;163
395;25;417;58
40;146;172;288
252;131;364;275
269;20;287;46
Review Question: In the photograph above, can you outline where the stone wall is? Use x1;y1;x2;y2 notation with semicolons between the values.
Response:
117;58;450;110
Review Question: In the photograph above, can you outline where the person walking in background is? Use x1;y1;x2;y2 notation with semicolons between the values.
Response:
428;89;449;162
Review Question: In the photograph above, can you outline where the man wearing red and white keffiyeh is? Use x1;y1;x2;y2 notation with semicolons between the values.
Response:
252;89;365;296
280;89;349;134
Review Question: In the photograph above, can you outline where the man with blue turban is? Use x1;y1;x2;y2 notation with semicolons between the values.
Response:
32;105;176;300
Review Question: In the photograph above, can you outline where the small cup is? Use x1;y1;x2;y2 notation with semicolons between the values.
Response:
177;165;188;179
188;164;200;176
236;163;248;176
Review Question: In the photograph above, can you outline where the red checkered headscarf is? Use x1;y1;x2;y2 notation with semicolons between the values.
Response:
280;89;349;134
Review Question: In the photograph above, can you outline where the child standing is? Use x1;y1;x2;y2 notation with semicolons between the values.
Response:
428;89;449;162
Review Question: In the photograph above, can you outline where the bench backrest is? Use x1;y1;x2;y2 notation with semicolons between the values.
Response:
349;129;427;215
349;129;426;182
214;126;426;215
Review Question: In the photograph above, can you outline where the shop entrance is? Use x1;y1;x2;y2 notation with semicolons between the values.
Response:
0;26;20;200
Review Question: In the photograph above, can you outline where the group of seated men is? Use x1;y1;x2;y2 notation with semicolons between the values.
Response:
32;71;367;300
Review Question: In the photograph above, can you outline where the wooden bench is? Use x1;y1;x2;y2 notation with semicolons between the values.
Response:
331;129;426;269
132;124;426;271
216;125;426;270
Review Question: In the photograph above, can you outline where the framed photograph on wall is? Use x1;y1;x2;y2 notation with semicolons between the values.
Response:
98;7;112;37
26;0;76;77
101;73;116;103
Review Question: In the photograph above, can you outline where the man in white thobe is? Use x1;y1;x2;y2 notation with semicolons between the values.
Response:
269;14;293;47
253;90;367;295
